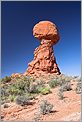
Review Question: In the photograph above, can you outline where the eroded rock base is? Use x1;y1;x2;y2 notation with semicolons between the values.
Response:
25;39;61;76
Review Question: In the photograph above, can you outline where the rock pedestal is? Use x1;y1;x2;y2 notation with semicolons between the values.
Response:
24;21;61;76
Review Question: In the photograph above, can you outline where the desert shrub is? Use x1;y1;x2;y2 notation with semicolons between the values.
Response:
27;82;42;94
57;75;73;85
35;80;45;89
29;84;38;93
48;78;58;88
8;84;23;95
64;76;71;82
8;95;16;102
8;76;34;95
33;112;41;122
36;80;45;86
56;77;62;82
3;103;9;108
1;86;9;97
1;75;51;104
28;79;51;95
29;82;51;95
1;84;10;103
1;76;11;83
1;75;35;103
38;87;51;95
76;78;81;82
15;95;32;106
76;80;81;94
39;100;53;115
59;82;72;92
24;93;35;100
58;77;71;86
70;76;80;82
15;77;31;92
1;77;25;102
57;90;64;100
73;76;79;78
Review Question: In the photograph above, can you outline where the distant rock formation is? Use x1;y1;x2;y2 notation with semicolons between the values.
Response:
24;21;61;76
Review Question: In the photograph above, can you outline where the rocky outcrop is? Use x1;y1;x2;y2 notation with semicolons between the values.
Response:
24;21;61;76
11;73;22;78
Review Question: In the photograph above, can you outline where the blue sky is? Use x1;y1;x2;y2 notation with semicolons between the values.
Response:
1;1;81;78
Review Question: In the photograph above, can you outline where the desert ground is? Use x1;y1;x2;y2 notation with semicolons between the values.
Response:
1;74;81;121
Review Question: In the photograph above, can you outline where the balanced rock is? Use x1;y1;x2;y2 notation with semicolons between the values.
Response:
24;21;61;76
